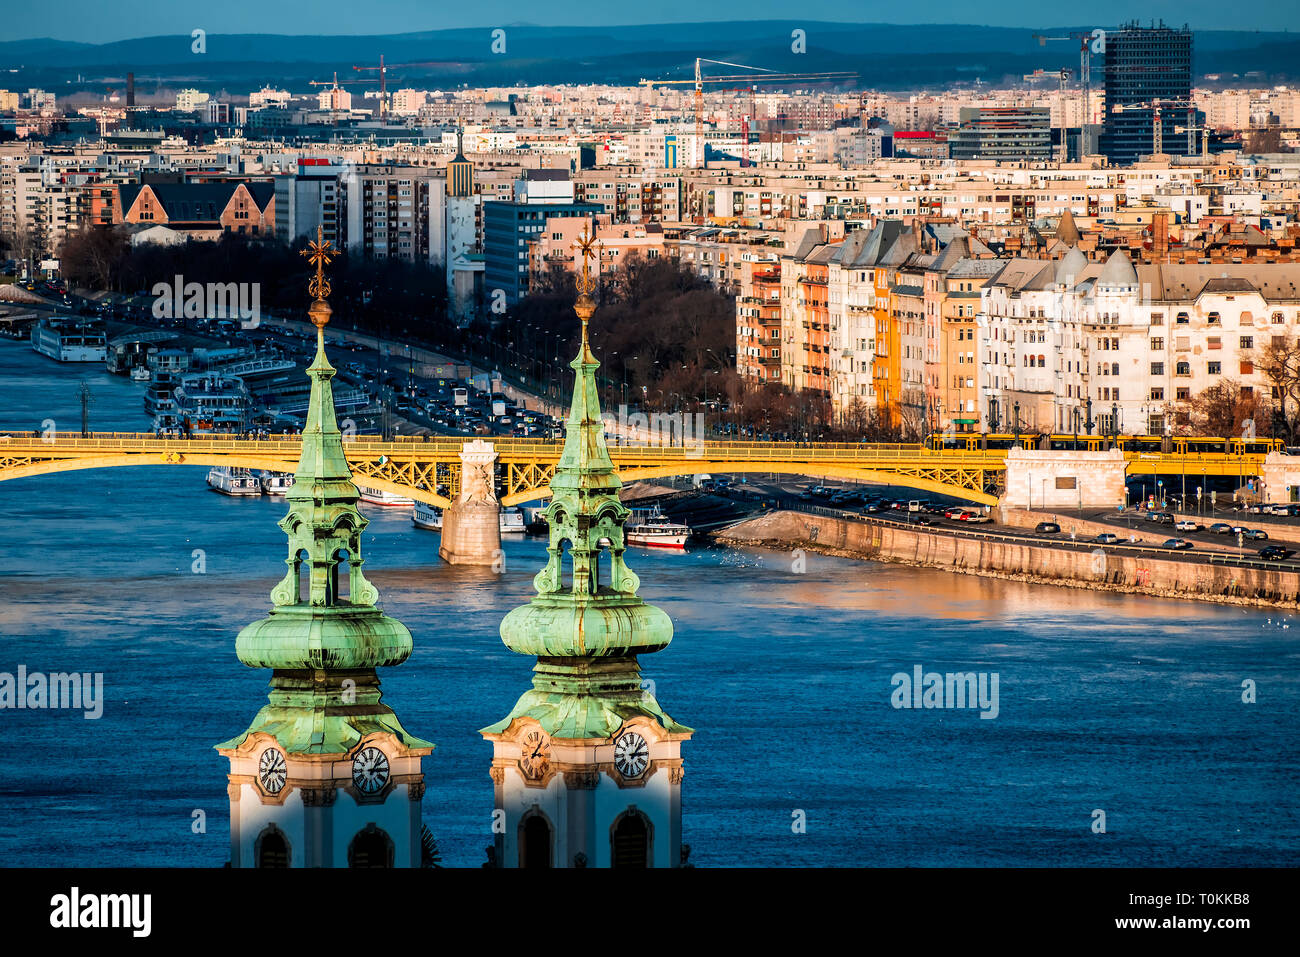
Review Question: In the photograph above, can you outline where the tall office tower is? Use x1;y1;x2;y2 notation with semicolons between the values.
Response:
1100;21;1198;165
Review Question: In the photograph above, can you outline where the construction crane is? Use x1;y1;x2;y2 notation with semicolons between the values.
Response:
1175;112;1210;159
1114;100;1193;157
639;58;856;167
1032;32;1103;155
352;55;389;121
1023;69;1071;165
308;72;358;126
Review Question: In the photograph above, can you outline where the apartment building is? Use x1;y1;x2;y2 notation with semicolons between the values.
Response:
978;250;1300;437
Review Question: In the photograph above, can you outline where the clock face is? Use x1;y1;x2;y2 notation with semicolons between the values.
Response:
258;747;287;794
352;746;390;795
613;731;650;778
519;728;552;779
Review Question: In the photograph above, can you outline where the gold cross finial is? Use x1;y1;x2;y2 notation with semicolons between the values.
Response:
573;222;599;298
302;226;336;328
303;225;335;302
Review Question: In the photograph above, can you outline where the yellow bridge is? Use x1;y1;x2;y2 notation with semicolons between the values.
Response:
0;432;1274;508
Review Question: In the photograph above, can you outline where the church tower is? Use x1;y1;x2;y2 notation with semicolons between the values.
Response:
481;227;692;868
216;230;433;868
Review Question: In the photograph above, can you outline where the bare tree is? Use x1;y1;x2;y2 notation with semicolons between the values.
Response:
1254;334;1300;442
1189;379;1261;437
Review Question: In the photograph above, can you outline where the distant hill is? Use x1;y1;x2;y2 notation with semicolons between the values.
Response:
3;22;1297;91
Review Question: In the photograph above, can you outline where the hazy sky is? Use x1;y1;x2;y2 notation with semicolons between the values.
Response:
6;1;1297;43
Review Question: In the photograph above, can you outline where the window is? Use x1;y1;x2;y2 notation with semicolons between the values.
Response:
1208;312;1221;325
1240;336;1254;349
1151;362;1165;375
1150;337;1164;350
1150;312;1164;325
1150;388;1164;400
1208;337;1221;350
1111;363;1120;375
1208;361;1221;375
1176;387;1190;400
1272;312;1285;325
1176;312;1189;324
1176;361;1191;376
1241;361;1254;375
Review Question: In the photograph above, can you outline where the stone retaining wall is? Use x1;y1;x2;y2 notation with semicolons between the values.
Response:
716;510;1300;608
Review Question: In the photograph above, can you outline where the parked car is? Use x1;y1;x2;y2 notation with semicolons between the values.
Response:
960;512;991;524
1163;538;1194;550
1093;532;1119;544
1243;528;1269;540
1147;511;1175;524
1035;522;1061;534
1209;523;1233;534
1258;545;1295;561
944;506;967;519
1174;520;1202;532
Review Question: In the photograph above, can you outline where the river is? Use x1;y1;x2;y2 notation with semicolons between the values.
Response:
0;337;1297;867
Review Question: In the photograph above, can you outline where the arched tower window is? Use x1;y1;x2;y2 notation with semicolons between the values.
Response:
331;549;351;603
520;813;552;869
348;825;394;868
295;548;309;603
611;809;651;868
256;826;290;868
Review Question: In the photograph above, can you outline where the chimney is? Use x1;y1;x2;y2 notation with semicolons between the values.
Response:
1153;211;1169;263
126;72;135;108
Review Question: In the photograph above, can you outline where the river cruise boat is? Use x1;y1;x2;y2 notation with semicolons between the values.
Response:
624;506;690;549
31;318;107;362
500;506;526;534
207;466;262;496
412;500;442;529
173;373;249;435
358;486;415;507
144;372;180;432
412;503;527;533
259;472;294;496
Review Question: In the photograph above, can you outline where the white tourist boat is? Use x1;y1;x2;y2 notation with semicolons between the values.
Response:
624;507;690;550
260;472;294;496
412;500;442;530
129;365;151;382
31;317;107;362
358;485;415;507
500;506;526;534
412;503;527;533
207;466;262;496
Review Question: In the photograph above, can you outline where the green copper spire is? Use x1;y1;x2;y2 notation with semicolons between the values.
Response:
217;231;432;757
483;227;690;741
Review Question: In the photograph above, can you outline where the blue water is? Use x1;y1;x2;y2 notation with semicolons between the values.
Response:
1;337;1298;867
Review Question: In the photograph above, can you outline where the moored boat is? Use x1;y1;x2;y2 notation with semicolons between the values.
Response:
412;500;443;530
207;466;262;496
31;317;107;362
259;472;294;496
358;485;415;507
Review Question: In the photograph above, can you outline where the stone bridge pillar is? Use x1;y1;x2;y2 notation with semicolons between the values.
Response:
1000;447;1127;510
439;439;502;566
1258;452;1300;504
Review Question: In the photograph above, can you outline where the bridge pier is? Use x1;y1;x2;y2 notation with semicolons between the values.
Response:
1001;447;1127;510
439;439;502;566
1258;452;1300;504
